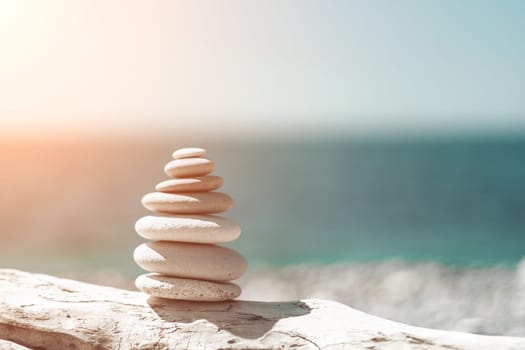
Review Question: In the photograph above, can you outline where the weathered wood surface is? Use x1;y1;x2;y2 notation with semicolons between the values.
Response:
0;269;524;349
0;340;29;350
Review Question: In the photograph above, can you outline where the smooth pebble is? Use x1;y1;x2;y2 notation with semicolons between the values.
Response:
135;273;241;301
142;192;234;214
134;241;248;281
135;214;240;243
164;158;214;178
172;147;207;159
155;175;223;193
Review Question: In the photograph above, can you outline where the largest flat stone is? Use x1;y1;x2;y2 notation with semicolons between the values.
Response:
134;241;248;282
142;192;234;214
135;273;241;301
135;215;241;243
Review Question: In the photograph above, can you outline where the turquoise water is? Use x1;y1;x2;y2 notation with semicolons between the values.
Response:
1;136;524;271
213;138;525;267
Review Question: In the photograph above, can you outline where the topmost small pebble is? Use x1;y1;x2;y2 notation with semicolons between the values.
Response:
173;148;207;159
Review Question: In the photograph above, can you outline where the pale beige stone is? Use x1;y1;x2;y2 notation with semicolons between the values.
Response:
133;241;248;282
155;175;224;193
172;147;206;159
135;215;240;243
135;273;241;301
141;192;234;214
164;158;214;178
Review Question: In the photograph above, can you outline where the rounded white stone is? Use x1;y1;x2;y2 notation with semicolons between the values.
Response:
164;158;214;178
135;215;241;243
172;147;207;159
155;175;224;193
134;242;248;281
135;273;241;301
141;192;234;214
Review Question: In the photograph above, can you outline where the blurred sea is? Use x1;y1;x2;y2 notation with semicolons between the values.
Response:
1;136;524;335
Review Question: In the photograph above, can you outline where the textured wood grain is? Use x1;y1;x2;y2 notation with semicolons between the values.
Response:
0;269;524;349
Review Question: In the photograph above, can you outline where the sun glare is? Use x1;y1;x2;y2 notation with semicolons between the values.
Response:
0;1;29;34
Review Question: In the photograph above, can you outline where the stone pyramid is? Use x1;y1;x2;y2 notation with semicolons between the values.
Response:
133;148;247;301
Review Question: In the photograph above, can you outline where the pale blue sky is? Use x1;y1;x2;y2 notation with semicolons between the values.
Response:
1;0;524;136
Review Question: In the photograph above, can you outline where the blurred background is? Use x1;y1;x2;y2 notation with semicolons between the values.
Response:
1;0;525;336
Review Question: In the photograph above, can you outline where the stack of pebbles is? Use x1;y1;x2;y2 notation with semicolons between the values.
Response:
133;147;247;301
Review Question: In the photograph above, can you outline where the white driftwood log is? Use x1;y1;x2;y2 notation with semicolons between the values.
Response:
0;269;524;350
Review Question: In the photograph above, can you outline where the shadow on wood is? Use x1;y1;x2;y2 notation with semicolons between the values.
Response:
147;297;311;339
